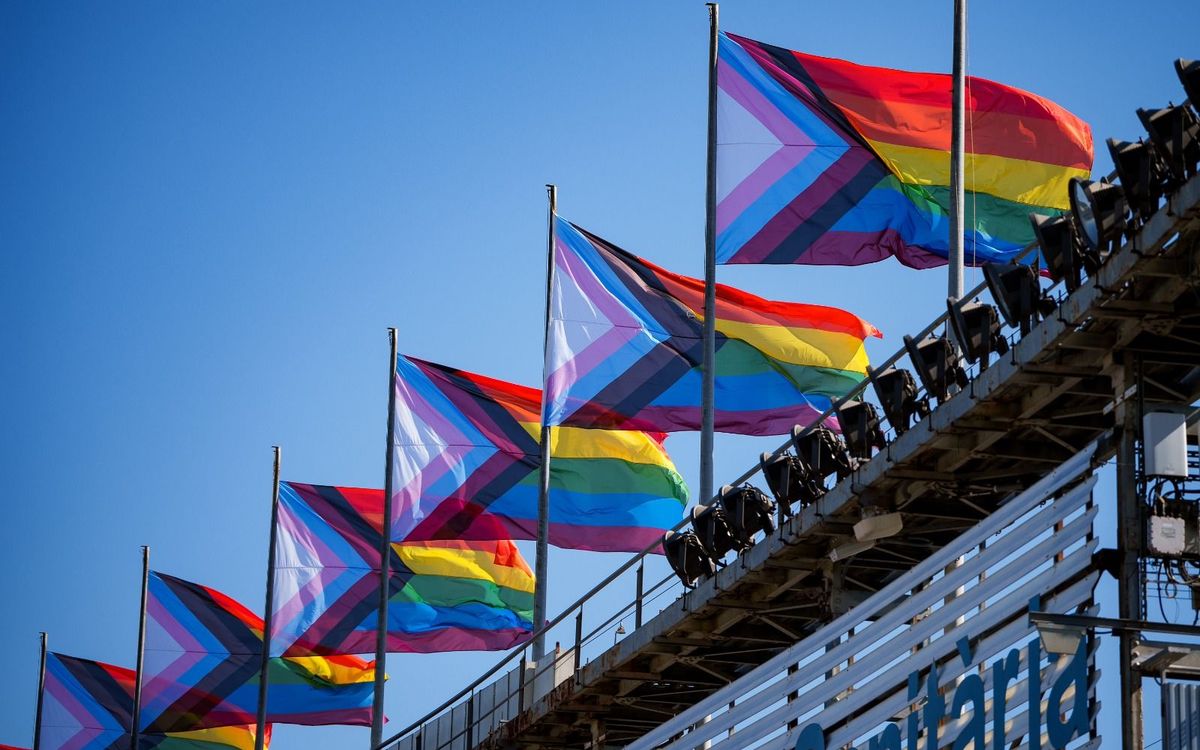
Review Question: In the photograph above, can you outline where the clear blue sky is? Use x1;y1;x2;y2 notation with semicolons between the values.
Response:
3;2;1197;748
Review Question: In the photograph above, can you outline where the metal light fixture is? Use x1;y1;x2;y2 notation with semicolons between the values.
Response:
982;262;1054;336
1068;177;1127;259
720;484;776;548
792;426;854;483
662;530;717;588
1107;138;1164;223
828;538;875;562
836;399;886;460
1138;104;1200;183
903;334;967;403
1178;59;1200;112
1030;213;1082;292
947;297;1010;370
759;451;824;513
853;507;904;542
871;365;928;436
691;502;739;561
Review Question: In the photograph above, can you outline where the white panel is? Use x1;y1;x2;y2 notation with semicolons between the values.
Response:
630;448;1100;750
1146;411;1189;477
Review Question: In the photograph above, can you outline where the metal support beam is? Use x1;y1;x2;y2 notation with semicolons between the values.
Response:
1115;356;1144;750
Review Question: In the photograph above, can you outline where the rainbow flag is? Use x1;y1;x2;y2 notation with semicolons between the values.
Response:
38;652;266;750
544;218;879;436
271;482;535;656
716;32;1093;267
392;356;688;551
140;572;374;731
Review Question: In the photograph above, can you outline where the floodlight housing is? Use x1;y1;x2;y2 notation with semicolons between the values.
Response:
828;538;876;563
1069;178;1127;259
662;530;717;588
1107;138;1164;222
792;426;855;482
903;334;967;403
1030;213;1082;292
853;510;904;542
1138;104;1200;183
1178;59;1200;113
760;451;824;512
982;262;1051;336
871;365;927;436
947;297;1010;370
720;484;776;548
691;502;738;561
836;399;886;460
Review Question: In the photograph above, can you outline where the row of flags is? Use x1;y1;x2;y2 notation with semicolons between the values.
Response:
17;27;1093;750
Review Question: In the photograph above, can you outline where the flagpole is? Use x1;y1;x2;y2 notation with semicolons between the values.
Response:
33;632;46;750
532;183;557;662
701;2;719;506
254;446;282;750
371;327;399;750
948;0;966;299
131;546;149;750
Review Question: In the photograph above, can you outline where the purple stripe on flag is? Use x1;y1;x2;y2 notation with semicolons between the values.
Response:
734;147;878;264
801;228;949;268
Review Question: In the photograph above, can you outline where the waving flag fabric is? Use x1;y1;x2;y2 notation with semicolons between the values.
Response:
38;652;264;750
392;356;688;551
544;218;879;436
271;482;534;657
716;32;1092;267
140;572;374;731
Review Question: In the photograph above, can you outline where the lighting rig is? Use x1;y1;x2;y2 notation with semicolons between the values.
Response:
690;500;739;563
837;399;887;460
760;451;822;517
871;365;929;436
947;296;1010;371
719;484;777;549
662;529;717;588
982;261;1056;336
903;334;968;404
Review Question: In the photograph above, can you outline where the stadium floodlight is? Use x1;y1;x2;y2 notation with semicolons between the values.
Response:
662;530;717;588
947;297;1010;370
853;508;904;542
836;399;886;460
1137;104;1200;183
720;484;776;549
1030;213;1082;292
760;451;824;513
903;334;967;403
792;425;855;483
1107;138;1164;223
1068;178;1127;258
691;502;738;561
1178;59;1200;113
871;365;927;436
828;538;876;562
982;262;1052;336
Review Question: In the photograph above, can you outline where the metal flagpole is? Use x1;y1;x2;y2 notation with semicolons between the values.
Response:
701;2;719;506
948;0;966;300
254;446;282;750
33;632;47;750
532;183;557;661
131;546;149;750
370;328;399;750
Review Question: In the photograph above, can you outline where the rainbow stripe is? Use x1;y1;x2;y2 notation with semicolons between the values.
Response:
271;482;534;657
38;652;266;750
140;572;374;731
544;218;879;436
716;32;1092;267
392;356;688;551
